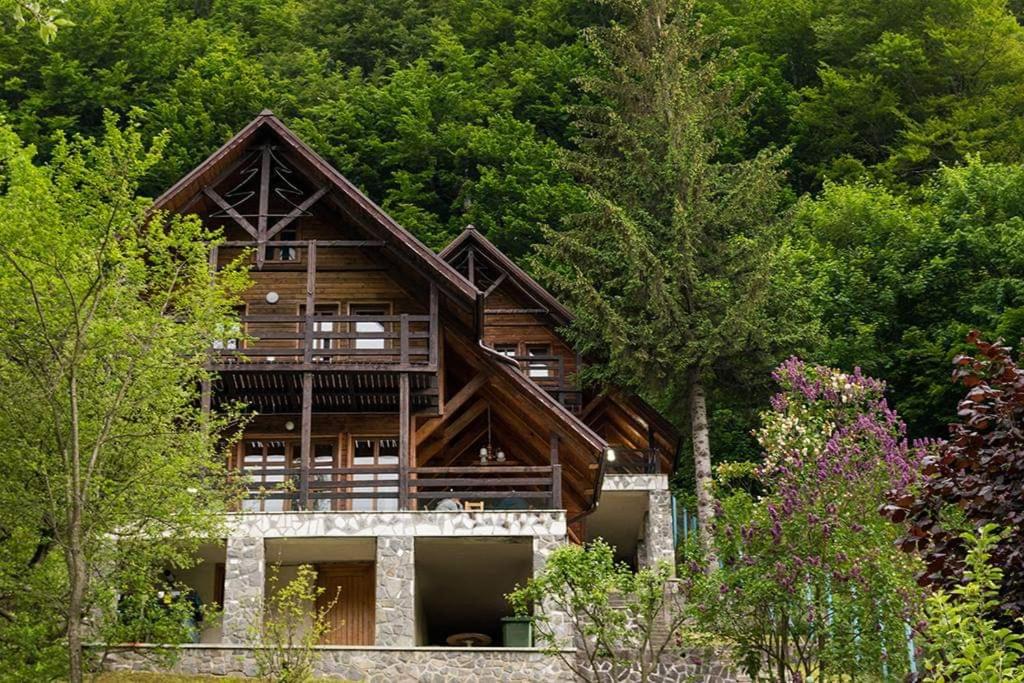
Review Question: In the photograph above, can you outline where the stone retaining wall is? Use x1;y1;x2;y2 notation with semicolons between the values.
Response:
100;644;749;682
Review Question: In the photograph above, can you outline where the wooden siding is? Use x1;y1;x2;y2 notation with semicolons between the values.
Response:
316;562;375;645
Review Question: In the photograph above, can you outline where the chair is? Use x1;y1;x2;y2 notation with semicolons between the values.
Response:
463;501;485;512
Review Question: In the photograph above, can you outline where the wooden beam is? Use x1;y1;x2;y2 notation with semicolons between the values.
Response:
428;282;438;368
399;373;410;510
415;372;489;443
482;272;506;298
433;424;488;467
417;399;488;462
266;186;329;240
299;371;313;509
257;144;271;239
304;241;316;363
204;187;258;239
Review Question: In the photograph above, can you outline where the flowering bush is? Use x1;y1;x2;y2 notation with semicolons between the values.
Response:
686;359;927;682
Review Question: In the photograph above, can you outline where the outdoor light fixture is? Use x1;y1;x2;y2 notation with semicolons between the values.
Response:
606;447;617;462
284;420;295;431
265;291;280;304
478;407;505;463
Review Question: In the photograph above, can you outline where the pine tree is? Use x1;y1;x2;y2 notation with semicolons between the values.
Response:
535;0;811;564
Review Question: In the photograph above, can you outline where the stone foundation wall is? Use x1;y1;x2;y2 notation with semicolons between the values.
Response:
100;644;749;682
376;535;415;646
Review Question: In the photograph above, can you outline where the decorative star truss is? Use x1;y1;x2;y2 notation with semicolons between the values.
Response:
204;144;328;268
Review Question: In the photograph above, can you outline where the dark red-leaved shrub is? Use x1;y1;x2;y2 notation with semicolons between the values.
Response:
883;331;1024;622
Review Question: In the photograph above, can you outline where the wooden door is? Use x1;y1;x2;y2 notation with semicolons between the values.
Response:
316;562;375;645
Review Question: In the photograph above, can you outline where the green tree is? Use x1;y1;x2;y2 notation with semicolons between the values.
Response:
795;159;1024;437
507;540;691;683
534;0;812;559
922;525;1024;683
0;115;247;681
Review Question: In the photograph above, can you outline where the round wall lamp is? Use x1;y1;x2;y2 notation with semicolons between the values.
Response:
284;420;295;431
265;291;280;304
605;447;617;463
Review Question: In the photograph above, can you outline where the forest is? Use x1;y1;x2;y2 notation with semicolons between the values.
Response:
6;0;1024;468
3;0;1024;680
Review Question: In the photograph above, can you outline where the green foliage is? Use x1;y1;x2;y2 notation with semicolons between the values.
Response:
252;565;339;683
0;116;248;680
794;159;1024;436
702;0;1024;190
923;525;1024;683
507;540;696;683
686;359;924;682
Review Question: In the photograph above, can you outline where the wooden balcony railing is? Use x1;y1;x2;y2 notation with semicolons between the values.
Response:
606;447;661;475
233;464;563;511
212;313;436;371
506;354;583;413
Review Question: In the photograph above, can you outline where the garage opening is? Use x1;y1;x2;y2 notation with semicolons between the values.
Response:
414;537;533;647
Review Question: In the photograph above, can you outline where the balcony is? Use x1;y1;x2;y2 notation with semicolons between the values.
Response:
232;464;564;512
503;354;582;413
211;313;437;373
605;447;662;475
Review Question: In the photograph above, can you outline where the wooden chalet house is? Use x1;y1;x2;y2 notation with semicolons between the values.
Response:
112;111;682;679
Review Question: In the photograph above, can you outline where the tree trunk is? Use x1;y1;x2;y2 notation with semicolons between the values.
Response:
66;518;86;683
688;369;717;571
66;374;86;683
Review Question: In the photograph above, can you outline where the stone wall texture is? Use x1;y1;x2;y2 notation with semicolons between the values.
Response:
642;488;676;570
221;535;264;643
101;644;749;682
227;510;566;539
376;535;416;647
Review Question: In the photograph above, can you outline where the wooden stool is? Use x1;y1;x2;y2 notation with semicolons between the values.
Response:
463;501;485;511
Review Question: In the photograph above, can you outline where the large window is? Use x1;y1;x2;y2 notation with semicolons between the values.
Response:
349;303;390;351
311;442;337;511
237;439;337;511
351;437;399;511
240;440;288;512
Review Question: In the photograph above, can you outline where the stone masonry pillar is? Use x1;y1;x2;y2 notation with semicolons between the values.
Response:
641;488;676;572
534;533;573;647
375;536;415;646
221;535;265;643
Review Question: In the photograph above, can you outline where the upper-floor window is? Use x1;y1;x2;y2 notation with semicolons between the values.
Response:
212;304;247;351
526;344;552;379
494;344;517;359
265;228;298;262
301;303;340;361
351;437;399;511
349;303;390;351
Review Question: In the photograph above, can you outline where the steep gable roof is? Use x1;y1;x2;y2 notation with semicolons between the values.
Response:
440;225;573;326
152;110;478;305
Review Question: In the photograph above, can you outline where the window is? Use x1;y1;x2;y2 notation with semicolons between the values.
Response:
301;303;340;362
351;437;399;511
264;228;298;262
494;344;518;359
311;442;337;512
212;305;246;351
240;440;288;512
349;303;390;351
526;344;552;379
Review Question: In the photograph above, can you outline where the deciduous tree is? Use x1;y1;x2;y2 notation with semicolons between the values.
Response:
0;115;247;681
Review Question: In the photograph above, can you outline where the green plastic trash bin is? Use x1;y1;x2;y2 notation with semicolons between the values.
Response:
501;616;533;647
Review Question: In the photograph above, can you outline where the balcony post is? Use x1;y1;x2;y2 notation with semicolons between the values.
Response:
551;463;562;509
303;241;316;364
398;372;410;510
299;371;312;510
428;282;438;369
